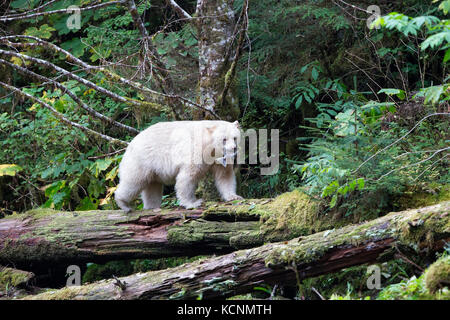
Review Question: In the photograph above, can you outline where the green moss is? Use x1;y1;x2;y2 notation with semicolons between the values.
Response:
1;208;169;265
395;184;450;210
264;201;450;269
2;208;57;220
259;189;337;241
0;267;33;290
167;220;259;248
25;283;98;300
0;238;91;267
202;198;270;219
229;230;263;248
424;255;450;293
396;201;450;249
378;255;450;300
205;190;331;241
23;201;450;300
203;190;366;246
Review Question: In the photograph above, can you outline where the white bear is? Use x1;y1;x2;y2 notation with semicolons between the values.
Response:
115;120;243;212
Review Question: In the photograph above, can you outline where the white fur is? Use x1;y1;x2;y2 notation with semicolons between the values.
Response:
115;120;243;212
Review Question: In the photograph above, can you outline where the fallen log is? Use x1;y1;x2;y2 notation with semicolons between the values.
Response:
0;205;258;269
0;266;34;290
0;191;334;270
0;266;35;299
26;201;449;300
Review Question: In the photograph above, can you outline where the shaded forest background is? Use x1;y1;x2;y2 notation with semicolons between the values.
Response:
0;0;449;300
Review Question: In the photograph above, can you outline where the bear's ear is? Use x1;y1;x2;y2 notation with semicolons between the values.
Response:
233;120;240;129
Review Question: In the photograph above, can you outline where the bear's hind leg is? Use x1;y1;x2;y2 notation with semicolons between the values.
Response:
142;182;163;210
175;170;202;209
115;182;142;213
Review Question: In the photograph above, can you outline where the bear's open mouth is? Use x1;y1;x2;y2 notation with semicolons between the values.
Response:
215;150;237;167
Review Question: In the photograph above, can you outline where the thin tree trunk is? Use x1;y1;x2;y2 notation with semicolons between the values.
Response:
195;0;240;120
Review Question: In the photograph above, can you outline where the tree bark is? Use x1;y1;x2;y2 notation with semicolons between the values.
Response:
0;202;266;270
0;190;329;270
24;201;450;300
195;0;240;120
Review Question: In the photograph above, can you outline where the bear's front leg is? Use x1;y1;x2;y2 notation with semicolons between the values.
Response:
213;164;243;202
175;170;203;209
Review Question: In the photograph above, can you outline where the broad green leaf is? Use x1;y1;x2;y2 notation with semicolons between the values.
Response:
295;96;303;109
311;67;319;81
444;48;450;63
439;0;450;14
421;31;450;50
378;88;406;100
25;24;56;39
330;194;338;208
105;166;118;181
91;158;114;177
357;178;365;190
61;38;87;58
0;164;22;176
76;197;99;211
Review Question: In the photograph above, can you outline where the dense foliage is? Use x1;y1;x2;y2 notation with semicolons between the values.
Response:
0;0;448;300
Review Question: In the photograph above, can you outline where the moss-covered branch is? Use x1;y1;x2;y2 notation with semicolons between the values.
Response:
24;201;449;300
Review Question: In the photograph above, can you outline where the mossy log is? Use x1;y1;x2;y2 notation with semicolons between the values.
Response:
0;205;259;270
0;191;331;270
0;266;34;291
25;201;449;300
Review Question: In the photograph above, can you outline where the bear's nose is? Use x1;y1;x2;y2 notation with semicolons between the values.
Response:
224;145;236;155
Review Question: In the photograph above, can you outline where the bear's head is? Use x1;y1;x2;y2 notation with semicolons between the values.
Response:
205;121;241;167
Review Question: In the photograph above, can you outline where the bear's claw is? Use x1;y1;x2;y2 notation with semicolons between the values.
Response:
182;198;203;209
224;195;243;201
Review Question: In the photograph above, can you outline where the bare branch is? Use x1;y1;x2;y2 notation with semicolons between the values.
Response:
0;57;139;135
125;0;185;120
333;0;373;14
0;81;128;146
0;36;219;118
376;148;449;181
0;1;125;22
1;0;59;18
166;0;192;20
0;48;166;112
353;113;450;173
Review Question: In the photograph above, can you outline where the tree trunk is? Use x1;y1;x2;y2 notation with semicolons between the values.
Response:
24;201;450;300
195;0;240;120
